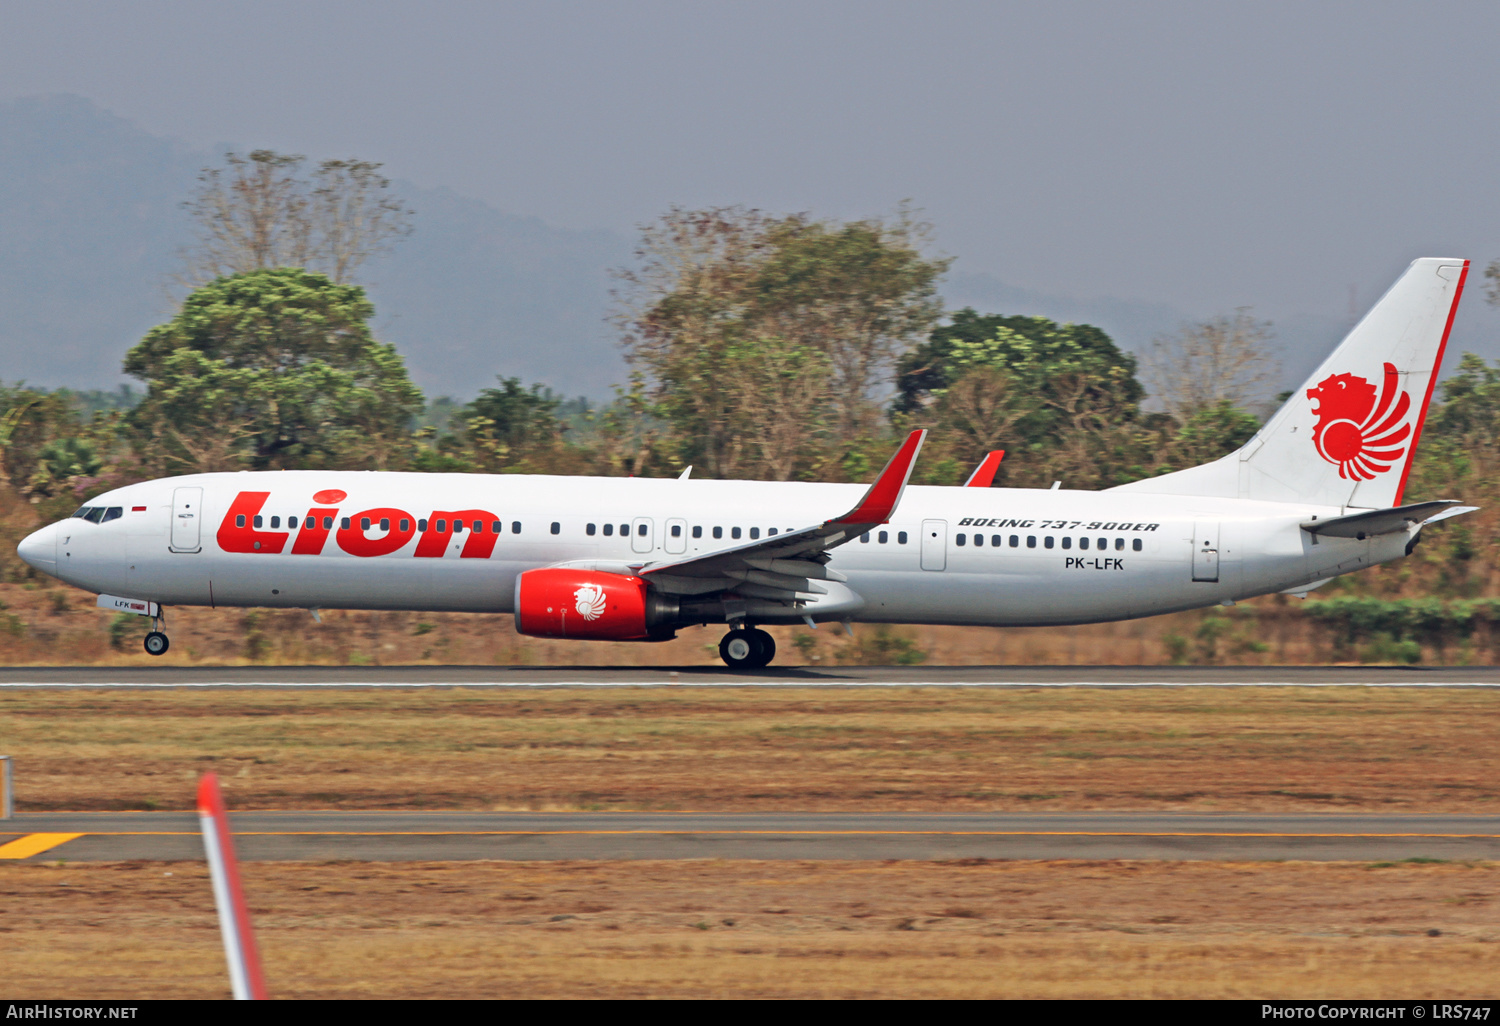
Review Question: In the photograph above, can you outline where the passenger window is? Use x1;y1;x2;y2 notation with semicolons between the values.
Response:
361;518;372;531
323;517;333;530
637;524;647;536
1098;537;1107;550
551;522;560;535
1009;535;1018;547
750;527;760;539
254;515;264;528
713;526;723;539
1133;538;1143;552
491;521;502;534
418;519;428;532
973;534;983;547
1062;537;1072;549
289;517;298;529
587;523;596;536
454;521;464;534
270;516;280;529
898;531;908;544
236;515;246;528
379;518;390;531
1115;538;1124;550
341;517;351;530
861;533;870;543
1079;537;1088;550
603;523;613;536
513;522;522;534
874;530;885;543
992;535;1001;547
671;524;681;537
731;527;741;539
954;533;965;546
436;519;447;533
692;526;702;539
619;523;628;536
473;522;483;533
399;519;409;532
768;528;778;536
1027;535;1036;548
1045;537;1054;549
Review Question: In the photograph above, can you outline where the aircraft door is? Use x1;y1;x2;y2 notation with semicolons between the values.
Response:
631;517;654;554
664;517;688;555
921;519;947;571
170;487;203;553
1192;521;1220;582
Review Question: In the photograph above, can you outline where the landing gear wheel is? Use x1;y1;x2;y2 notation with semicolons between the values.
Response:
719;628;776;669
144;631;170;657
748;628;775;668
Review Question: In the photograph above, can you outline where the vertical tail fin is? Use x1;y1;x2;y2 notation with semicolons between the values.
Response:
1114;257;1469;509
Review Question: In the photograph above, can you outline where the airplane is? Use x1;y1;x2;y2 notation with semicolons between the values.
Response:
15;258;1476;668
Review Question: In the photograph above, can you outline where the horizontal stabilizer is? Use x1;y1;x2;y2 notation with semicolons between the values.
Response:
1301;500;1475;538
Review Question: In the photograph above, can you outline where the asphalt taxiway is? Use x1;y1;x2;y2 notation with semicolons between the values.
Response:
4;812;1499;862
2;665;1500;686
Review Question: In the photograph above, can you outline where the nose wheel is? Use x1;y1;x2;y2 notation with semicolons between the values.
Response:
143;610;169;657
719;627;775;669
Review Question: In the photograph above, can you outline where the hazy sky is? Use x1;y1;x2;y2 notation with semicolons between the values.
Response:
4;0;1499;332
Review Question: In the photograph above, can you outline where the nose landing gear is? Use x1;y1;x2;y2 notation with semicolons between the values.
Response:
719;627;775;669
143;610;169;657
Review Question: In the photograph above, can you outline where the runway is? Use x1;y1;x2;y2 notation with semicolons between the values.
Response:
4;812;1500;861
3;665;1500;686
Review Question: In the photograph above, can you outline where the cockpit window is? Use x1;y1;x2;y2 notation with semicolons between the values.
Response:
83;507;107;524
101;507;123;523
72;507;93;519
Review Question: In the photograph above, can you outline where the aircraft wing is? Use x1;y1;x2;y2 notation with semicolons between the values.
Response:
639;430;926;602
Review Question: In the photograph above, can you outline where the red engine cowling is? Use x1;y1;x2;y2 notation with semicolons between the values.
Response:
514;568;654;640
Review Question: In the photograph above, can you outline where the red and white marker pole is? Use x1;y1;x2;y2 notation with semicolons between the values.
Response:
198;773;267;1000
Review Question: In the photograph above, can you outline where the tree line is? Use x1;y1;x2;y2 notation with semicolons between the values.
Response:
2;149;1497;561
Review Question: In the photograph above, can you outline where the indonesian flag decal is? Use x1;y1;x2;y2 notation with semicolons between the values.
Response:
1306;361;1412;481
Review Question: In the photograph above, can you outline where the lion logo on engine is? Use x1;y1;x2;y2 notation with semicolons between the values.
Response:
1305;361;1412;481
574;584;607;621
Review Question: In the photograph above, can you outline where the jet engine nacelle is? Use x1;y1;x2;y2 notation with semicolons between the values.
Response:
514;568;677;640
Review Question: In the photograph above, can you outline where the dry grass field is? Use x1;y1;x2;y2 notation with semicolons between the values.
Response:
4;687;1499;998
0;578;1446;668
2;685;1498;813
5;858;1498;999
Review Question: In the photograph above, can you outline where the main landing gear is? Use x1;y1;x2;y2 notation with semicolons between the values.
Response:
719;627;775;669
144;610;169;657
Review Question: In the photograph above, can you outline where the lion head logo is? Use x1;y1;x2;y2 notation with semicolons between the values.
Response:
1305;361;1411;481
573;584;607;621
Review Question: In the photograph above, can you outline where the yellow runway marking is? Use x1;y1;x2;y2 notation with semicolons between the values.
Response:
0;833;84;859
29;830;1500;839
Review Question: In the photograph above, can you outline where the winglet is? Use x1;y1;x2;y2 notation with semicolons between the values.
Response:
830;429;926;525
963;450;1005;488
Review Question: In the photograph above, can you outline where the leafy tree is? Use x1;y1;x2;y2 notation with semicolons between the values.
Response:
124;268;424;472
181;150;413;286
463;377;564;448
897;311;1144;450
616;206;948;477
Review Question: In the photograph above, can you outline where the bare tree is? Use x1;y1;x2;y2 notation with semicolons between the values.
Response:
181;150;413;286
1143;309;1279;420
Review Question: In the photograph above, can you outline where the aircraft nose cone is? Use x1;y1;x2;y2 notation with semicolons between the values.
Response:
17;522;58;573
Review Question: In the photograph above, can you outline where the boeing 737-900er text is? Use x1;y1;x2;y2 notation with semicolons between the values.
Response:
15;258;1479;667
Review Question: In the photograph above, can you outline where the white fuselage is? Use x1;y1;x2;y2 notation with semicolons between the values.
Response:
20;470;1405;627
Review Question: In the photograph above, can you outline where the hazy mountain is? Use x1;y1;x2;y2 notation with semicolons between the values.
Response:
1;94;1359;407
0;94;634;400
